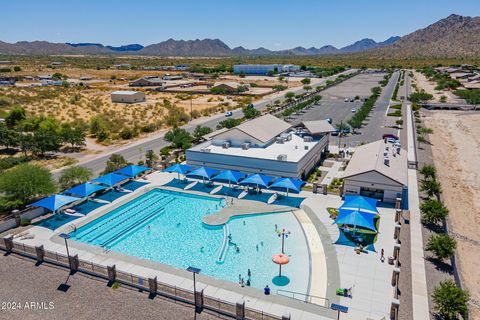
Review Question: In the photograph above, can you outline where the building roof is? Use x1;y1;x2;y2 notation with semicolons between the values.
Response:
111;90;142;95
301;120;336;134
236;114;291;143
463;82;480;89
343;140;408;186
213;81;240;89
203;127;229;140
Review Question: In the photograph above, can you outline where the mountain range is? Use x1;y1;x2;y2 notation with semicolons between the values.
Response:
0;14;478;58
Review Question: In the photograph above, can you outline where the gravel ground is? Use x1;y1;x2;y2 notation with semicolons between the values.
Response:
0;253;223;320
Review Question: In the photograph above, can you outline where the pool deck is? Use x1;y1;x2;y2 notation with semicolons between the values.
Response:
4;170;400;320
202;200;292;226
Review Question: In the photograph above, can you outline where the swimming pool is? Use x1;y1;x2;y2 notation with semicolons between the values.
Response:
70;189;310;293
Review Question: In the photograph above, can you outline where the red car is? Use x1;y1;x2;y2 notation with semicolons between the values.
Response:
383;133;399;140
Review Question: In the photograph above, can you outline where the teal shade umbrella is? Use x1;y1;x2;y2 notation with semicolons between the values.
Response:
239;174;275;189
163;164;195;179
269;178;305;196
29;194;81;212
340;195;378;214
91;173;129;187
114;165;150;178
64;183;107;198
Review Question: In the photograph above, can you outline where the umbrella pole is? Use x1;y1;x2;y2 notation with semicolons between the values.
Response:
279;264;282;277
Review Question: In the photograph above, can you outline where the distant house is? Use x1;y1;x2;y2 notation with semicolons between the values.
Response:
129;76;164;87
111;91;146;103
162;75;183;81
211;82;245;93
41;80;63;86
79;76;93;81
233;64;300;75
176;64;191;71
113;64;131;70
463;81;480;90
449;72;474;80
51;61;63;66
38;75;52;80
0;76;16;85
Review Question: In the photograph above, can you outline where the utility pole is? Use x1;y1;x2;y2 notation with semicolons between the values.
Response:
190;96;193;122
337;120;343;160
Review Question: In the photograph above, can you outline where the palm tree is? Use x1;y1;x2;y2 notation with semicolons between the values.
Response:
419;165;436;180
420;179;442;199
420;199;448;225
425;234;456;260
432;280;469;320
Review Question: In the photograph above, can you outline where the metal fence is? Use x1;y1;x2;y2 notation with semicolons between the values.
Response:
3;241;282;320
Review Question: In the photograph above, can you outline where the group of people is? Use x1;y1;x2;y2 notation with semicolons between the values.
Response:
239;268;252;287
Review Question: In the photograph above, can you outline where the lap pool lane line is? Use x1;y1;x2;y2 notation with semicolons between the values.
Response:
293;209;328;306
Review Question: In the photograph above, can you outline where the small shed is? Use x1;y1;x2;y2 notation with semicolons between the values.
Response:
111;90;146;103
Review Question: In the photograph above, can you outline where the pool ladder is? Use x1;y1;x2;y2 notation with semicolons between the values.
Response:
216;224;230;264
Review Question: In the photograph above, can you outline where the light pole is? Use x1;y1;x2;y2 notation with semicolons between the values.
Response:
276;228;291;254
59;233;71;269
187;266;201;313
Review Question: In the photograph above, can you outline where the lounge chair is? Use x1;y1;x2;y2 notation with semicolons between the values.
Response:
65;208;76;214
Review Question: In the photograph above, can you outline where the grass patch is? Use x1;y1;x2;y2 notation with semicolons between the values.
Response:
327;207;339;219
387;110;402;117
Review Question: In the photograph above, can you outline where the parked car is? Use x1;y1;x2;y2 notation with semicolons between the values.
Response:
326;118;332;124
225;111;233;117
382;133;399;140
386;138;400;144
349;98;354;102
351;108;356;113
345;98;349;102
331;129;340;136
342;127;351;134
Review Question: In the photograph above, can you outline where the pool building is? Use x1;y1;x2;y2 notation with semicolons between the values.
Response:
186;114;335;179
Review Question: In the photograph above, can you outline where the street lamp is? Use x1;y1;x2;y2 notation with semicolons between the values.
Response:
276;228;291;254
59;233;71;267
187;266;201;312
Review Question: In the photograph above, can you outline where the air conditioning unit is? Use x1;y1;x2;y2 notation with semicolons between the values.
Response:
201;148;211;153
222;141;230;149
396;146;401;154
303;136;313;142
384;157;390;166
276;137;284;144
277;154;288;161
241;142;251;150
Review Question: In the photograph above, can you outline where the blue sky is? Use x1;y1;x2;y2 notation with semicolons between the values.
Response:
2;0;479;49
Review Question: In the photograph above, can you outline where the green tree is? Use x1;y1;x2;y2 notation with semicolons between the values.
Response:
285;92;296;102
145;150;158;168
59;166;93;190
0;123;19;149
303;85;312;92
420;199;448;225
60;124;86;148
419;165;436;180
164;127;192;150
420;179;442;199
218;118;241;129
301;78;311;85
193;126;212;141
89;115;109;141
425;234;456;260
409;92;433;103
5;106;26;128
0;164;56;209
32;129;61;156
432;280;469;320
13;66;21;72
104;154;128;173
242;106;261;119
238;71;246;78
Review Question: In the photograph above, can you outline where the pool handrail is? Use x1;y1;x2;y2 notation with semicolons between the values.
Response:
216;223;230;264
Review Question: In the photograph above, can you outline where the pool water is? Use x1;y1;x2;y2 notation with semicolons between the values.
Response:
71;189;310;293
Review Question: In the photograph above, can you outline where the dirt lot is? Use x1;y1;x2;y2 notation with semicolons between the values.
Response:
423;111;480;317
412;71;464;103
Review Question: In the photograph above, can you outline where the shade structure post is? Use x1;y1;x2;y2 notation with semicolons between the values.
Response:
279;264;282;277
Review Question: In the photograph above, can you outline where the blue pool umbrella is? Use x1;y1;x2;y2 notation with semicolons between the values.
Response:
239;174;275;189
163;164;195;179
269;178;305;196
340;195;378;214
211;170;246;187
64;183;107;198
114;164;150;178
91;173;129;187
335;209;378;232
29;194;81;212
186;167;219;182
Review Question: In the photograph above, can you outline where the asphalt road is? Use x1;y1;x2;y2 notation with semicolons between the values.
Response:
53;69;357;178
287;71;400;146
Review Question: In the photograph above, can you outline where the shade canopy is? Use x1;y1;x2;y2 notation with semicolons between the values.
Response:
29;194;81;212
269;178;305;194
114;164;150;178
91;173;128;187
239;174;275;189
163;164;195;175
186;167;219;180
64;182;107;198
339;195;378;214
211;170;246;184
335;209;378;232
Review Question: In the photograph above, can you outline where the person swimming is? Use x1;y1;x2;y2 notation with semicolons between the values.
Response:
246;279;251;286
247;269;251;277
260;241;264;246
256;244;259;251
200;246;204;253
176;222;181;227
236;246;240;253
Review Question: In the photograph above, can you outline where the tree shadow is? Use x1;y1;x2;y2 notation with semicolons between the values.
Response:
425;256;454;275
422;222;446;233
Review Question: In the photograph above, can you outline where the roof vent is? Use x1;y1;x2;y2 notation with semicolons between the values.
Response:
303;136;313;142
304;145;309;150
201;148;211;153
241;142;250;150
384;156;390;166
276;137;284;144
222;141;230;149
277;154;288;161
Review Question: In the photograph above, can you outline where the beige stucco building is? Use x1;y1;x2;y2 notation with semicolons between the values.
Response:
342;140;408;203
111;90;146;103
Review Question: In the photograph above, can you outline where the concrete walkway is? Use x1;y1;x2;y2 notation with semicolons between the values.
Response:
406;104;430;319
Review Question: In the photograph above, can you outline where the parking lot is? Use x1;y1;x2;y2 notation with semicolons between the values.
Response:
288;71;400;146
